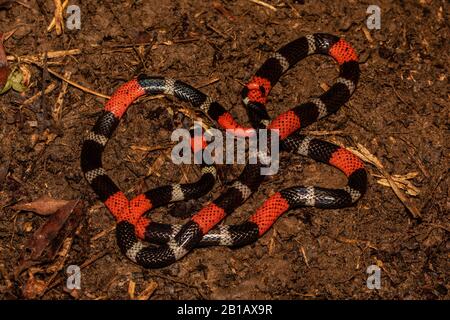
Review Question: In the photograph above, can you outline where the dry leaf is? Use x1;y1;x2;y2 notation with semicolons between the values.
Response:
15;200;85;277
12;195;70;216
375;172;421;196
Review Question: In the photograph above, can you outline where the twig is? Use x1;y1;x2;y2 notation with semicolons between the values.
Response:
212;1;236;21
249;0;277;12
52;70;71;125
300;246;309;268
205;23;228;39
22;82;58;106
130;144;174;153
3;28;18;41
45;67;110;99
304;130;344;136
47;0;69;32
16;1;39;13
49;0;65;35
40;51;50;120
39;236;74;298
91;224;116;241
286;2;300;17
7;49;82;62
45;250;109;293
197;77;220;88
8;53;219;102
137;281;158;300
373;172;420;197
391;84;409;106
128;279;136;299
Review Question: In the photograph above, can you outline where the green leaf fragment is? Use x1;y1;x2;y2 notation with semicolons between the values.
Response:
0;67;27;94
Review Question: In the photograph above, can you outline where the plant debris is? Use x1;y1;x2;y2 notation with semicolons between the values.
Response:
15;200;85;277
12;195;70;216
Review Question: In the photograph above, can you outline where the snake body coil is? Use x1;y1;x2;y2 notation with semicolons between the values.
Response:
81;33;367;268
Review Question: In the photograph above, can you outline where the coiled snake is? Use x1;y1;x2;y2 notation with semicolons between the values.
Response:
81;33;367;268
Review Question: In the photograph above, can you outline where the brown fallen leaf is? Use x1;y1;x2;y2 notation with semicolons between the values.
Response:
12;195;70;216
15;200;86;277
0;32;10;91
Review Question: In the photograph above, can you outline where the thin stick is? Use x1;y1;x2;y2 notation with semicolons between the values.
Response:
249;0;277;12
45;67;110;99
137;281;158;300
197;77;220;88
91;224;116;241
305;130;344;136
300;246;309;268
39;237;74;298
22;82;58;106
47;0;69;32
45;250;109;293
7;49;82;62
9;54;219;101
50;0;65;35
52;70;71;123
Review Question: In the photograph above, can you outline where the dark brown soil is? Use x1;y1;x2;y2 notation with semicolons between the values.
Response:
0;0;448;300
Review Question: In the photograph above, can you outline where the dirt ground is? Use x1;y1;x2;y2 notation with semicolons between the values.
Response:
0;0;448;300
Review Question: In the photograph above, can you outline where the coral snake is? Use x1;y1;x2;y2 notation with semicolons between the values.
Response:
81;33;367;268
